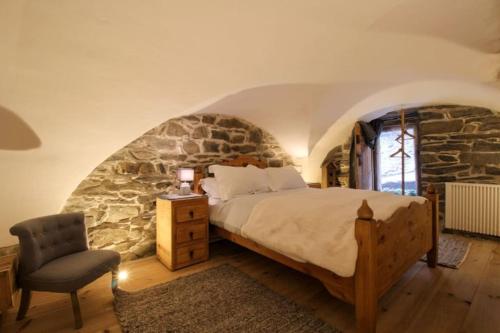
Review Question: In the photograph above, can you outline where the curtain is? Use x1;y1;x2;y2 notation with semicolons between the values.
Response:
349;121;382;189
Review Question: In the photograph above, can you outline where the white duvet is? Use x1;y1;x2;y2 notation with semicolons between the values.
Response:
235;187;426;277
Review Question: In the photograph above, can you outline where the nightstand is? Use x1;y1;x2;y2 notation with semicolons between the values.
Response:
307;182;322;189
156;196;209;271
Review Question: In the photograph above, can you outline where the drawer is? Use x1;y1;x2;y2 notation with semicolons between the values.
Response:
175;205;208;223
176;242;208;267
176;223;207;244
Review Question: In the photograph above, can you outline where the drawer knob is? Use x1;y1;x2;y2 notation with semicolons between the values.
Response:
189;231;194;240
189;210;194;219
189;250;194;259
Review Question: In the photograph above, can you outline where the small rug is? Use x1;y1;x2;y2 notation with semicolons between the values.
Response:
421;233;471;269
114;264;341;333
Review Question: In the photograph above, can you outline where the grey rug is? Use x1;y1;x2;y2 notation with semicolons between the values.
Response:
421;233;471;269
114;264;341;333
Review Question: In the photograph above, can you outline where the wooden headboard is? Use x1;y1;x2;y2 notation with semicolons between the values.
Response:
193;156;267;194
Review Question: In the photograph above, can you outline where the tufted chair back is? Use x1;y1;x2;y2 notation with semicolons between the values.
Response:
10;213;88;275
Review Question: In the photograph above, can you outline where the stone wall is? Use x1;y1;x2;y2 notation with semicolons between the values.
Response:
323;140;351;187
322;105;500;226
62;114;292;260
418;105;500;223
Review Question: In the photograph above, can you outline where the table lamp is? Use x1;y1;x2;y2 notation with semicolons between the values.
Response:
177;168;194;195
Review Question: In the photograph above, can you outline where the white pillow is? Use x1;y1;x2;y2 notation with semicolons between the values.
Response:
266;165;307;191
200;177;221;199
209;165;270;200
246;165;271;194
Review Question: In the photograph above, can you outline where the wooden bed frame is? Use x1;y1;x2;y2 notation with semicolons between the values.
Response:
193;156;439;333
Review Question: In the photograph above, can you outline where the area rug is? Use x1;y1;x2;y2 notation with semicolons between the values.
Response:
421;233;472;269
114;264;341;333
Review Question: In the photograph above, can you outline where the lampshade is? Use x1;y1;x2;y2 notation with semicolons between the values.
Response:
177;168;194;182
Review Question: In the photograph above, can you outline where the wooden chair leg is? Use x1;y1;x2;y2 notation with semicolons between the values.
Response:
16;288;31;321
70;291;83;329
111;265;119;293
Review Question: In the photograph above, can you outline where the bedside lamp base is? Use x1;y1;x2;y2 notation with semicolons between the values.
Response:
179;182;191;195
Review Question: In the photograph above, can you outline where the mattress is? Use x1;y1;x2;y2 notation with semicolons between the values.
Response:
209;188;316;234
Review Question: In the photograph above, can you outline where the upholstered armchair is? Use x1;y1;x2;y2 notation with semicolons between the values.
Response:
9;212;121;329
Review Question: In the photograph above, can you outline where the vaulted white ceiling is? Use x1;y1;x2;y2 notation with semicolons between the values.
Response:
0;0;499;245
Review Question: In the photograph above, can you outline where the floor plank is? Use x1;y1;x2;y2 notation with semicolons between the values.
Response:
404;238;497;333
461;243;500;333
1;239;499;333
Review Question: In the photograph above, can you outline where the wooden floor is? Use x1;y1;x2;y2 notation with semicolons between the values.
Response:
1;236;499;333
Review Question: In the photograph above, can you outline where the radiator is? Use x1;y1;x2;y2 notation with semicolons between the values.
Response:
445;182;500;237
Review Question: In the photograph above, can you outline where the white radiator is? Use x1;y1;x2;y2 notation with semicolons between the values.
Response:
445;182;500;237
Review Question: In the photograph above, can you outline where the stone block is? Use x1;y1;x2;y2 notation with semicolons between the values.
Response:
115;162;139;175
138;162;156;175
192;126;209;139
421;143;471;152
479;117;500;131
184;115;200;124
90;228;129;248
463;124;477;133
420;119;463;134
449;132;500;140
249;129;263;144
129;240;155;257
211;130;230;141
460;152;500;165
183;140;200;154
485;165;500;175
166;122;188;136
419;111;445;121
420;154;438;163
472;140;500;152
422;164;470;175
216;118;250;129
230;135;245;143
160;153;188;161
202;115;216;124
268;159;284;167
155;181;173;190
231;144;256;154
222;143;231;153
106;206;140;222
263;151;276;158
448;107;492;118
129;150;157;160
420;175;457;183
203;140;220;152
437;155;458;162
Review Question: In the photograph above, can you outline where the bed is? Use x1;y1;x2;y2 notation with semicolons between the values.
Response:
193;156;439;333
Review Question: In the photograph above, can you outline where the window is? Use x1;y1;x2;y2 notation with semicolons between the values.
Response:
376;124;418;196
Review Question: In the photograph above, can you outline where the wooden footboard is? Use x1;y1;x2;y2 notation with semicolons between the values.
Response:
354;185;439;332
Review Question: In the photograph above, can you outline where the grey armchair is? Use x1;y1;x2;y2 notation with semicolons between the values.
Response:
9;212;121;329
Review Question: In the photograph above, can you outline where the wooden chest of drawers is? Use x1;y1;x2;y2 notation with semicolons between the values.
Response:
156;196;209;270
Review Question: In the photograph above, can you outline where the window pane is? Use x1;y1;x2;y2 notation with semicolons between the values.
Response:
377;126;417;196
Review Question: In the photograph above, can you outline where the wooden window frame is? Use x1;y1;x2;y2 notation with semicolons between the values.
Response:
374;116;421;195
